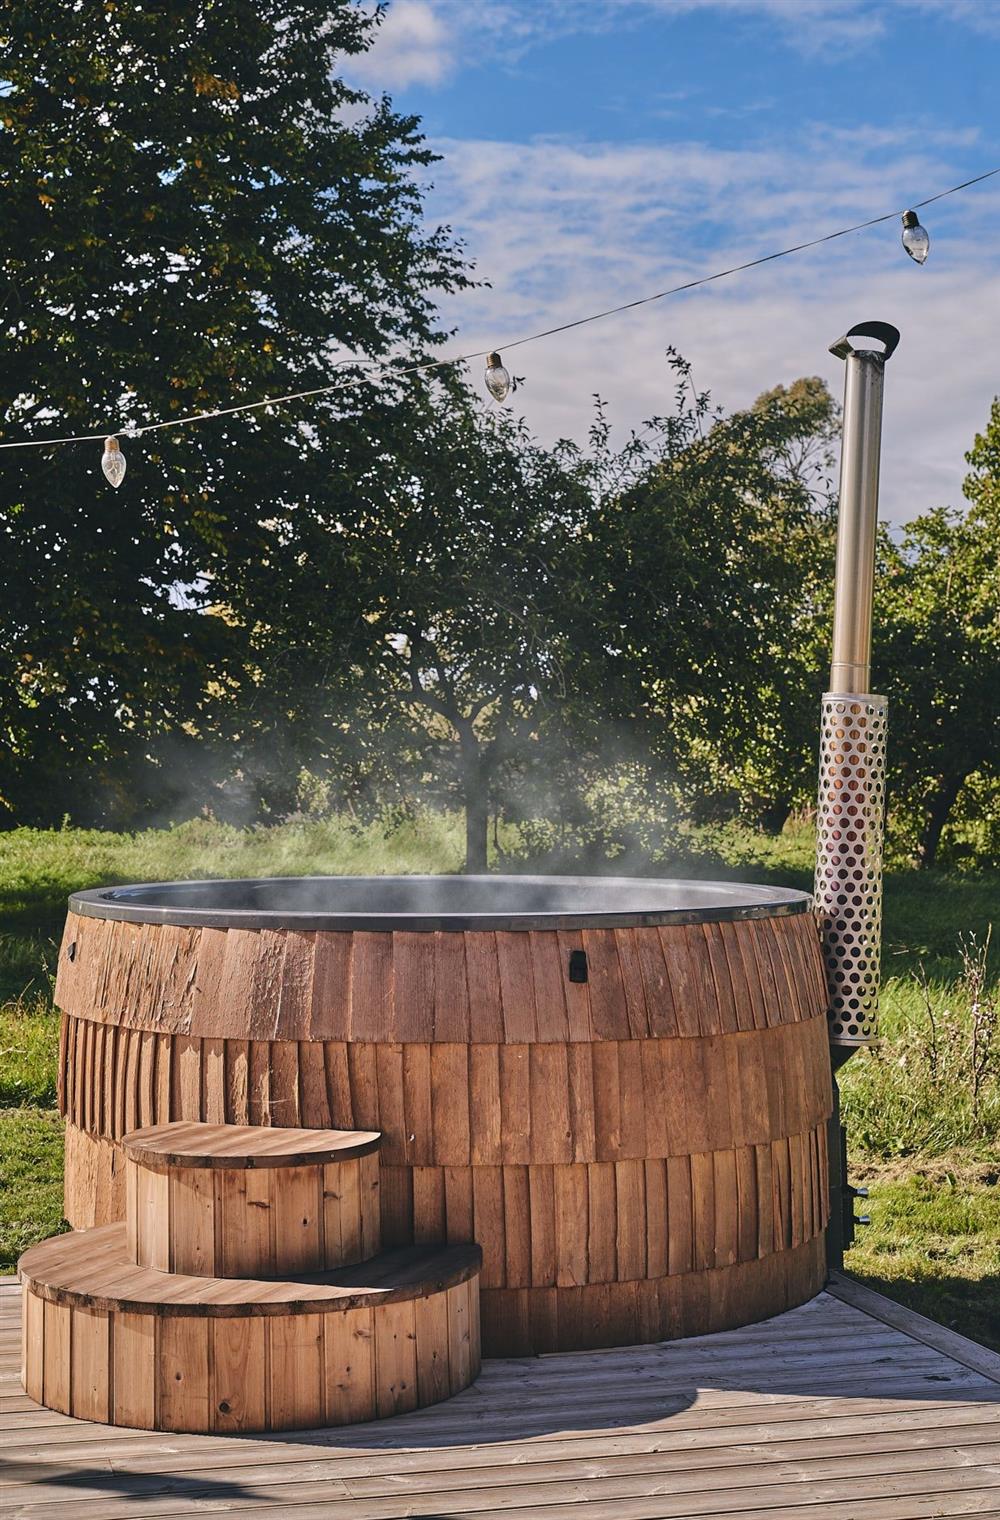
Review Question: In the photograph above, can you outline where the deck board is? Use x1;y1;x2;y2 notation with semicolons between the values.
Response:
2;1273;998;1518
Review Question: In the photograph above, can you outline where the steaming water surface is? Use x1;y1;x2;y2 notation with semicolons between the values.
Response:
69;875;810;930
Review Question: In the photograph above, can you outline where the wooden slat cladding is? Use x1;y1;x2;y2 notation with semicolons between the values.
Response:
20;1277;480;1433
56;912;827;1043
62;1113;827;1357
61;1013;832;1166
374;1124;828;1287
478;1233;827;1355
127;1150;381;1278
56;905;832;1356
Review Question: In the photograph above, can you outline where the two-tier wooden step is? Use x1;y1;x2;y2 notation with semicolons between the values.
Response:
123;1121;382;1276
19;1122;482;1433
20;1225;481;1433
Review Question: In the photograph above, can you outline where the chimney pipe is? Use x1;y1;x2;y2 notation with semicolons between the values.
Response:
816;321;899;1056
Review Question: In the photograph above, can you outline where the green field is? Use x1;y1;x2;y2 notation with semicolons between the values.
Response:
1;816;997;1348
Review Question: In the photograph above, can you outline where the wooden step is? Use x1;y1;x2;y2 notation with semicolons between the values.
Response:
122;1122;381;1277
19;1223;481;1433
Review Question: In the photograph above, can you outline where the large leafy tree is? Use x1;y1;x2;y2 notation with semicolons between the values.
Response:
683;377;839;833
216;379;601;872
876;399;1000;867
582;365;836;824
0;0;467;824
225;360;842;873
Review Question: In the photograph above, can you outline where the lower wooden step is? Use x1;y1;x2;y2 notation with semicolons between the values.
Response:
19;1224;481;1432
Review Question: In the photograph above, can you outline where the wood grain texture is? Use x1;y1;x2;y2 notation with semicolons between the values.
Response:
478;1232;828;1356
8;1277;1000;1520
62;1023;830;1351
62;1018;832;1170
20;1224;481;1318
55;907;831;1358
122;1119;381;1169
19;1250;481;1432
56;911;827;1042
124;1131;381;1279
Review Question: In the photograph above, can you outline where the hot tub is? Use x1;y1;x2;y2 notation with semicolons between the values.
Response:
55;874;832;1353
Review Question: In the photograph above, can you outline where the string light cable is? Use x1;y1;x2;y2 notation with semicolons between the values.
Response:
1;163;997;467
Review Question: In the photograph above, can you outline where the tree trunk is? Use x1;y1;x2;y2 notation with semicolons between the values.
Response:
916;773;966;869
757;796;793;836
459;730;489;874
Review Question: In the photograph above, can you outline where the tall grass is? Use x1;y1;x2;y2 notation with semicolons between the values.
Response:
841;931;999;1157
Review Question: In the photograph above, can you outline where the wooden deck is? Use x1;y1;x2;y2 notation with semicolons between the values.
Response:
3;1270;998;1519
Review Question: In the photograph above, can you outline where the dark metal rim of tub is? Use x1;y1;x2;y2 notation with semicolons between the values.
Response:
67;874;812;932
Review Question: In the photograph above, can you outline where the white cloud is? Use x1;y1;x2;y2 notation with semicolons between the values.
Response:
421;129;1000;523
349;1;455;89
905;0;1000;38
343;3;998;520
620;0;889;52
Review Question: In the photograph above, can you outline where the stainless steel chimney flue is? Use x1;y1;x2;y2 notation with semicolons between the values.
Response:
816;321;899;1052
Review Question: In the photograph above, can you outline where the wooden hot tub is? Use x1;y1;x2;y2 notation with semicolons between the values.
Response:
55;874;832;1354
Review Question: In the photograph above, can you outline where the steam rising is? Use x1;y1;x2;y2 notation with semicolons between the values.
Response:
74;874;808;930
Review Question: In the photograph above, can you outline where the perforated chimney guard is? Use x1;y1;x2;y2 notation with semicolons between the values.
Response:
816;321;898;1051
815;692;887;1045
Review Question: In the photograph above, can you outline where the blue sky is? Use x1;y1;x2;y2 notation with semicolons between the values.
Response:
347;1;1000;522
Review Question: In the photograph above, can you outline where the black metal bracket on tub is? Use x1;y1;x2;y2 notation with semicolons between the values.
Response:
568;950;588;983
826;1074;870;1271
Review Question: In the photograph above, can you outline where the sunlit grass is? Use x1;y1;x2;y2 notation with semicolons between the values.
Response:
0;1108;67;1270
841;939;999;1158
846;1154;1000;1353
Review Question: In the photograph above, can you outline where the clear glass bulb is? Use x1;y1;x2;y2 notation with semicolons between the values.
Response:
901;211;929;264
101;436;126;489
485;351;511;402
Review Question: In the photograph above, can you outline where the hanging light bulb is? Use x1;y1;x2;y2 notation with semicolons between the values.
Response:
901;210;929;264
101;435;126;488
484;351;511;402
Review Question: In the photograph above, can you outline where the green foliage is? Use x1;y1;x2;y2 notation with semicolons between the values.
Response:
0;996;59;1106
584;366;834;785
841;931;999;1156
0;0;995;870
216;357;843;872
217;384;602;869
876;399;1000;868
0;0;467;826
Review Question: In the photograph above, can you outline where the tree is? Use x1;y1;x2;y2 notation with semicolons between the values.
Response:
700;378;838;834
218;358;847;874
582;363;836;829
219;379;601;872
876;399;1000;867
0;1;467;824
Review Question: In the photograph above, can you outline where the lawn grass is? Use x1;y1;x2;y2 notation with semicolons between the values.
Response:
1;814;996;1350
845;1154;1000;1353
0;1108;67;1268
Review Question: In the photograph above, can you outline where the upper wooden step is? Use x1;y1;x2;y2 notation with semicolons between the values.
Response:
122;1121;383;1277
122;1121;381;1171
